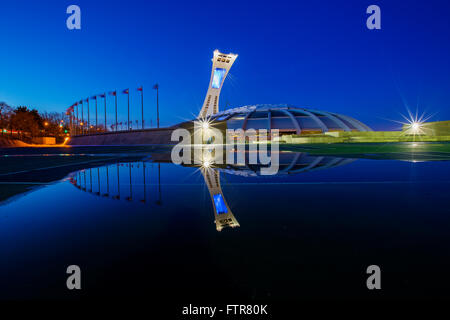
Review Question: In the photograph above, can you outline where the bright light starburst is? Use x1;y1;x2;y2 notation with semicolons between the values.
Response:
389;107;435;137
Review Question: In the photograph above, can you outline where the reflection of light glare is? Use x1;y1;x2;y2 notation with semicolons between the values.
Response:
412;143;417;147
203;161;211;168
202;122;209;130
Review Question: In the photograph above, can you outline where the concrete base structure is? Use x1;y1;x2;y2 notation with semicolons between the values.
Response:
68;128;176;146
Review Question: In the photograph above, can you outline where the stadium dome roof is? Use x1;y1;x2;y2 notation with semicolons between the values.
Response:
210;104;372;134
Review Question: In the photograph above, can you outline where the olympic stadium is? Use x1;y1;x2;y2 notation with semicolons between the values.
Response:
68;49;450;146
208;104;372;135
191;51;373;139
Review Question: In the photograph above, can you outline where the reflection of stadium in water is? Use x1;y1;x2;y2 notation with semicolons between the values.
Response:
216;152;355;177
69;152;355;231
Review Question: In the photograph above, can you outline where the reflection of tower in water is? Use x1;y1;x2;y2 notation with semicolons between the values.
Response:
201;167;239;232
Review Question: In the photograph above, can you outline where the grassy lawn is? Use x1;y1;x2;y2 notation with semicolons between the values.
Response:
280;142;450;159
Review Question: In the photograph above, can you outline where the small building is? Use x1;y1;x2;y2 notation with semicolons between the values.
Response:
32;137;56;145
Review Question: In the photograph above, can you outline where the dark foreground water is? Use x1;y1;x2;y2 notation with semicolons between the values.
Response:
0;148;450;301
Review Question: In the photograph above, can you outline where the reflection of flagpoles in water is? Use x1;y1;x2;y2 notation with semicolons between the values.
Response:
103;165;109;197
96;167;100;195
116;163;121;200
126;164;132;201
89;168;93;192
70;161;166;205
156;163;162;205
140;162;146;203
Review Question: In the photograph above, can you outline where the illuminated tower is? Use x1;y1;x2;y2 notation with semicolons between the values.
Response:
201;167;240;232
198;50;238;119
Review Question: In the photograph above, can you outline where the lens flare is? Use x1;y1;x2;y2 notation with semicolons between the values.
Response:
203;160;211;168
392;107;435;137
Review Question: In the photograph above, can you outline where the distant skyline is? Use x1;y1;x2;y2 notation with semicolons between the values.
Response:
1;0;450;130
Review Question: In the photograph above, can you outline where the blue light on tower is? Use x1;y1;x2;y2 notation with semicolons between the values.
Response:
211;68;226;89
213;194;228;214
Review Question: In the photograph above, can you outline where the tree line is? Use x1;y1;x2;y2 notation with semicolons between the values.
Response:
0;102;69;142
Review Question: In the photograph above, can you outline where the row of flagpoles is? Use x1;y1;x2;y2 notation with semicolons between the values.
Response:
66;84;159;135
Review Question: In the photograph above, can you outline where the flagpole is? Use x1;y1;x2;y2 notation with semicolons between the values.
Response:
127;90;130;131
87;98;90;134
95;96;98;131
68;110;71;134
156;86;159;128
115;91;118;132
76;104;78;135
104;93;107;132
141;87;144;129
81;101;84;135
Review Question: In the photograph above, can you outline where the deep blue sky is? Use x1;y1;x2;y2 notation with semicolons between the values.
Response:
0;0;449;130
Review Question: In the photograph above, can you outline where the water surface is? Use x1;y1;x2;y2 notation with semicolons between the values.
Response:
1;148;450;300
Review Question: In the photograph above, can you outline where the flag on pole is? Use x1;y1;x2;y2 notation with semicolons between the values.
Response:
153;84;159;90
75;102;78;106
85;98;89;102
79;100;83;104
66;105;75;114
137;86;143;92
99;93;106;98
91;95;97;100
123;89;129;94
109;91;117;96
